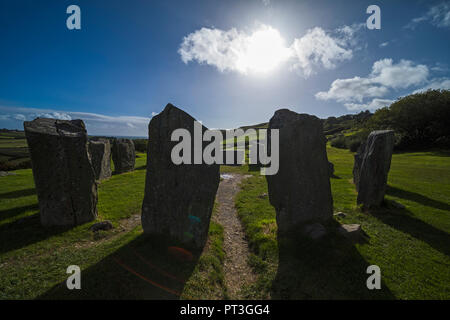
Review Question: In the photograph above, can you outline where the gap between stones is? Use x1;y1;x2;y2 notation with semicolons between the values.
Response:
213;173;256;299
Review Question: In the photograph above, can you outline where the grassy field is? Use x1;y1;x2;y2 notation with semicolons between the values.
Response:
0;131;30;171
232;146;450;299
0;152;226;299
1;139;449;299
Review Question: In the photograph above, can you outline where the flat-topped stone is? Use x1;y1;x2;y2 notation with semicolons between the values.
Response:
353;130;394;207
88;139;112;181
266;109;333;235
24;118;97;226
112;138;135;173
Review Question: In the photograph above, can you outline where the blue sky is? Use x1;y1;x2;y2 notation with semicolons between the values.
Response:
0;0;449;136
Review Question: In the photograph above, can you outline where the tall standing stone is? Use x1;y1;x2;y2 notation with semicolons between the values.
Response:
112;138;135;173
141;103;220;250
24;118;97;226
353;130;394;207
266;109;333;234
88;139;112;180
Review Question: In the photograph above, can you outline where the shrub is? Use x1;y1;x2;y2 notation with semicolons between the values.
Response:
367;89;450;150
330;135;347;149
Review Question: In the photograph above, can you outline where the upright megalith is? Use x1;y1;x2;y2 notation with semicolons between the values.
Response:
88;139;111;180
112;138;135;173
266;109;333;235
23;118;97;227
353;130;394;207
141;103;220;250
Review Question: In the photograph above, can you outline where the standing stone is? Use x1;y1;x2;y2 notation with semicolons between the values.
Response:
88;139;111;180
112;138;135;173
141;103;220;250
353;130;394;207
23;118;97;227
266;109;333;235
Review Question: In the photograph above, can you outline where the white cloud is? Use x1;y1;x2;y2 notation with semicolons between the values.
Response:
413;78;450;93
316;58;432;111
316;59;429;110
370;59;429;89
406;2;450;29
344;98;394;111
290;27;353;77
315;76;388;103
262;0;270;6
379;41;389;47
179;24;358;77
0;106;152;136
13;114;27;121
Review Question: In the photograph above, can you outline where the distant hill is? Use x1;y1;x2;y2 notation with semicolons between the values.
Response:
233;110;372;136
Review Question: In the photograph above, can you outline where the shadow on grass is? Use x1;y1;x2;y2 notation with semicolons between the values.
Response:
386;185;450;212
370;208;450;257
0;213;71;255
0;203;39;223
271;221;395;299
0;188;36;200
38;234;200;299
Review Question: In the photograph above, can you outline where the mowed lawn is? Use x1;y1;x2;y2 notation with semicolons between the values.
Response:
233;146;450;299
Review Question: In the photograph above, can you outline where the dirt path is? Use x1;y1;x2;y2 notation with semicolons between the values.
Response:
214;173;256;299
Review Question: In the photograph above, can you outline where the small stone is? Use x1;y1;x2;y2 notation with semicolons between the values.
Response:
334;212;347;218
0;171;17;177
337;224;363;242
258;193;268;199
89;220;113;232
302;222;327;240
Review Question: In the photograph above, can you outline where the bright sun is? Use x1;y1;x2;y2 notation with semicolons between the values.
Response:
237;26;291;74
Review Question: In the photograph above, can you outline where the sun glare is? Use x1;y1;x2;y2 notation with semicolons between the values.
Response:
237;26;291;74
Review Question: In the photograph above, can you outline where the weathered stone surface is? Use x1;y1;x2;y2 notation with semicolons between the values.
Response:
23;118;97;226
337;224;363;242
88;139;111;180
141;103;220;249
89;220;113;232
328;161;335;177
302;223;327;240
112;138;135;173
353;130;394;207
266;109;333;234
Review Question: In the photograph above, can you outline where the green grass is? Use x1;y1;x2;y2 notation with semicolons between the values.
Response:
0;152;228;299
1;141;449;299
234;146;450;299
0;132;30;171
181;217;228;299
0;153;147;298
